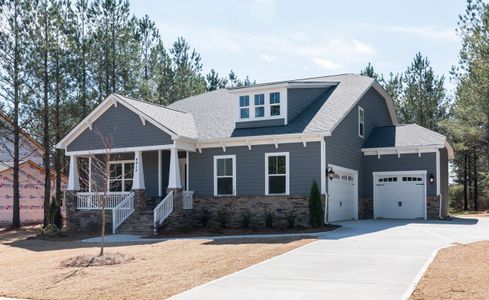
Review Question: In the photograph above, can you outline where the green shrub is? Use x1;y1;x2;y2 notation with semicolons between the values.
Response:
264;208;274;228
199;208;211;227
286;209;296;229
240;210;251;228
309;180;323;227
49;196;63;229
217;208;230;228
449;184;464;210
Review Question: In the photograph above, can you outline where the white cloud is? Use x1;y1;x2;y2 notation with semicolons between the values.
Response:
387;26;457;42
260;54;277;62
312;58;341;70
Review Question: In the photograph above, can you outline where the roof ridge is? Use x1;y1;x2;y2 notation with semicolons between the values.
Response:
113;93;189;114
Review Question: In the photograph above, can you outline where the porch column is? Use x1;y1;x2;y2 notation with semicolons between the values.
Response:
67;155;80;191
132;150;145;190
168;147;181;189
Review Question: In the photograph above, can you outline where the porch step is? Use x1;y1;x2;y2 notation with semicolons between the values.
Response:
116;210;155;235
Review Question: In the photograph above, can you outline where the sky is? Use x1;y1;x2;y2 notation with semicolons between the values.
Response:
131;0;467;92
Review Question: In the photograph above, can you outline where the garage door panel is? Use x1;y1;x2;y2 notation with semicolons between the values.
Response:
374;173;425;219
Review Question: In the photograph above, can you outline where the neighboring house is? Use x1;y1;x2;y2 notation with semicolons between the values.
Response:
0;111;67;224
56;74;453;234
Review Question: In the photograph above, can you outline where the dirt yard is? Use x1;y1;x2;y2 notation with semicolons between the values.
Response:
0;229;315;300
411;241;489;299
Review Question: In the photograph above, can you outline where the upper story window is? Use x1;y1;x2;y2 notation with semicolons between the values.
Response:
239;95;250;119
108;161;134;192
270;92;281;116
358;106;365;138
254;94;265;117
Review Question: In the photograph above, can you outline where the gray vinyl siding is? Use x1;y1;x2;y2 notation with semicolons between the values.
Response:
325;87;394;192
440;147;449;217
287;87;330;122
189;142;321;196
361;153;437;197
67;104;173;152
235;118;285;129
142;151;159;197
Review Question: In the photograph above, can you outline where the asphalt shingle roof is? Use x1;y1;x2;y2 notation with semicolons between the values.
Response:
363;124;448;148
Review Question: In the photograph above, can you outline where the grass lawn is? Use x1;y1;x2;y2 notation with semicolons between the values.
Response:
411;241;489;299
0;227;316;300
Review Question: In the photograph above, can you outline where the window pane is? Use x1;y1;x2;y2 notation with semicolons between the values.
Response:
271;105;280;116
110;164;122;179
217;159;225;176
277;156;286;174
125;163;134;179
109;180;122;192
239;95;249;107
124;179;133;192
217;158;233;176
270;92;280;104
269;176;286;194
240;108;249;118
217;177;233;195
254;94;264;105
268;156;277;174
359;123;364;136
255;107;264;117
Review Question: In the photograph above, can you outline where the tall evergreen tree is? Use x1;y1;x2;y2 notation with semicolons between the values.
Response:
360;62;384;84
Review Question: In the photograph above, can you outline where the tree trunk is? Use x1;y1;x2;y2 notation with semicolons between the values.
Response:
473;151;479;211
43;8;51;228
463;153;468;211
467;154;472;210
54;49;62;203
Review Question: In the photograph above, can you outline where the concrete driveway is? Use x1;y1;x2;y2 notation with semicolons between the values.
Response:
170;217;489;300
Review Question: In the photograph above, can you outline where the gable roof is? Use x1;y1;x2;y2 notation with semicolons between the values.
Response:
363;124;454;158
57;73;399;149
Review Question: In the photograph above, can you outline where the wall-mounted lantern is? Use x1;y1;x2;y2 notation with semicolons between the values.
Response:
429;173;435;184
327;167;335;181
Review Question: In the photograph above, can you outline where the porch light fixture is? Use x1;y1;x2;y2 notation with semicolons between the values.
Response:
327;167;335;181
429;173;435;184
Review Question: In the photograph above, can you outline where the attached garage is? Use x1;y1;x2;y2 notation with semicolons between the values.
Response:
327;165;358;222
373;171;426;219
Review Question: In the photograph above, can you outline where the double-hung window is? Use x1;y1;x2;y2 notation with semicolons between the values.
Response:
358;106;365;138
214;155;236;196
254;94;265;117
239;96;250;119
270;92;281;116
108;161;134;192
265;152;289;195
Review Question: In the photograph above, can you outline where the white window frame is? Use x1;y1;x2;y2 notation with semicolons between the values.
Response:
213;155;236;196
107;160;134;192
269;92;281;117
358;106;365;138
254;93;265;118
234;88;288;124
265;152;290;195
239;95;250;119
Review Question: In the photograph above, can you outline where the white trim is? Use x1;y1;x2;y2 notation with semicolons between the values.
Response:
436;149;440;196
66;144;176;156
265;152;290;196
358;106;365;138
67;155;80;191
233;88;288;125
213;155;236;196
88;157;92;193
228;81;336;93
362;145;443;157
372;170;427;220
158;150;162;197
55;94;178;150
327;164;359;220
132;151;145;190
168;146;181;189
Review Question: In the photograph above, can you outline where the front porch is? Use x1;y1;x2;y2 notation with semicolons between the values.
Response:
65;146;194;234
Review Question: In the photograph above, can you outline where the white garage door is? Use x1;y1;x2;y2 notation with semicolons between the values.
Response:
328;166;357;222
373;172;426;219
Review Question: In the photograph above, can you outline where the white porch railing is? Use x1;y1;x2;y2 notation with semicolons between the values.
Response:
183;191;194;209
76;192;131;209
153;191;174;234
112;192;135;234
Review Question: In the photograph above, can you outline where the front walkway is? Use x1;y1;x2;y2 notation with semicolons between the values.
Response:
169;217;489;300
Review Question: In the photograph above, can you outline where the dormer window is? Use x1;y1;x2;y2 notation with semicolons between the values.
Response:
254;94;265;117
270;92;281;116
240;95;250;119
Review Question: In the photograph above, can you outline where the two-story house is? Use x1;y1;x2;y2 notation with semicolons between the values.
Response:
56;74;453;234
